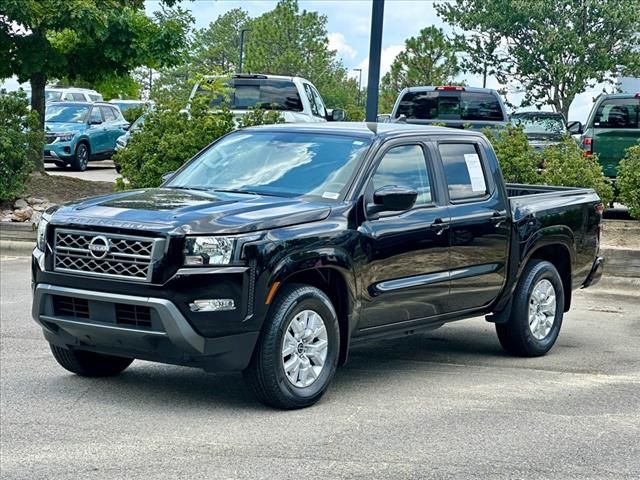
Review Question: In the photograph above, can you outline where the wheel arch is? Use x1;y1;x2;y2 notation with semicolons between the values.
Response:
522;242;573;312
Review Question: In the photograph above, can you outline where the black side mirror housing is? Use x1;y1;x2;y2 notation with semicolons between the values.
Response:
367;186;417;215
161;171;176;183
567;120;583;135
328;109;346;122
90;119;102;125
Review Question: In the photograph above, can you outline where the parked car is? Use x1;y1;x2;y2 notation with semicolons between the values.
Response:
32;123;604;409
389;86;509;130
568;92;640;178
44;101;129;171
511;111;568;151
108;99;147;114
185;73;345;123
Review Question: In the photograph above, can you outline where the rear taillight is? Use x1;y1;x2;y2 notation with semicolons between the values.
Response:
582;136;593;157
435;86;465;91
595;203;604;215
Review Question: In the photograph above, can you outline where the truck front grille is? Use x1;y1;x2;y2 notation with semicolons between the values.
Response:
52;295;90;319
54;229;163;282
115;304;152;328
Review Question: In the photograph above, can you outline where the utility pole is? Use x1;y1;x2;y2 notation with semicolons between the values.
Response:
365;0;385;122
353;68;363;105
238;28;251;74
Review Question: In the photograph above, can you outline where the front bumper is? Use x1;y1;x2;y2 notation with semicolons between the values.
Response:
582;256;604;288
32;283;259;372
44;142;74;162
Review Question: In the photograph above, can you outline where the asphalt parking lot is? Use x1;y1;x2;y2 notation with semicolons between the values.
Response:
1;255;639;479
45;160;120;183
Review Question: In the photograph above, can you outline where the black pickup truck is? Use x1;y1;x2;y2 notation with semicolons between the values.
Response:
32;123;604;409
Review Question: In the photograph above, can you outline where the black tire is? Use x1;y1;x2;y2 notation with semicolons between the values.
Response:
243;284;340;409
49;344;133;377
71;142;89;171
114;162;121;174
496;260;565;357
53;161;67;168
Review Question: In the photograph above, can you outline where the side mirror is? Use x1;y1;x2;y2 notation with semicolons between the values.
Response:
122;123;130;131
328;108;346;122
90;119;102;125
367;186;417;215
567;120;583;135
161;171;176;183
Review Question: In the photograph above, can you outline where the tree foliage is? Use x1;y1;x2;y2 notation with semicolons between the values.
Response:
617;143;640;218
0;0;192;169
379;27;460;112
0;90;43;201
436;0;640;118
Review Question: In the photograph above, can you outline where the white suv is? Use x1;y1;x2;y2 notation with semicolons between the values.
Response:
43;87;104;103
185;74;345;123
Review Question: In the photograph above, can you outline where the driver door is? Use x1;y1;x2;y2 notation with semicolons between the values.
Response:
357;142;450;330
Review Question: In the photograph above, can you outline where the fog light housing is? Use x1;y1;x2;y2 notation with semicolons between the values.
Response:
189;299;236;312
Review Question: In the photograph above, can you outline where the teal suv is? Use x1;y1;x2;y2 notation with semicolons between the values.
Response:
44;102;129;171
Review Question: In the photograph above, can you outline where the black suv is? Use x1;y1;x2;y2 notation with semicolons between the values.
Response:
32;123;603;409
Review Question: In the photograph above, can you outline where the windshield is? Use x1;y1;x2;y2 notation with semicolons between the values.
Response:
199;78;303;112
512;114;566;135
45;90;63;101
45;104;89;123
167;131;371;199
396;90;505;121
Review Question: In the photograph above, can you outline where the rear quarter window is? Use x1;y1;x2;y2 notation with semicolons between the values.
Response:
438;143;489;201
592;99;639;129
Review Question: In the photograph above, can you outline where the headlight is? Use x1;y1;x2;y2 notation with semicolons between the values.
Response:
184;236;236;265
55;132;75;142
36;217;49;251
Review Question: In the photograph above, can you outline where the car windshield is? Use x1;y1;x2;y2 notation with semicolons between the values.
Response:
167;131;371;199
396;90;505;121
512;114;566;135
199;78;303;112
45;90;63;101
45;105;89;123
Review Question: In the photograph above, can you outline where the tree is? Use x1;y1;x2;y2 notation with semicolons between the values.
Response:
0;0;192;170
436;0;640;118
379;27;460;112
191;8;250;75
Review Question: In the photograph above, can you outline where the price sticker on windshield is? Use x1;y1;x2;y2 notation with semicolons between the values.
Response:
463;153;486;192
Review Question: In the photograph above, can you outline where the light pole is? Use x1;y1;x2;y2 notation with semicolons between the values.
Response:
238;28;251;74
353;68;363;105
365;0;385;122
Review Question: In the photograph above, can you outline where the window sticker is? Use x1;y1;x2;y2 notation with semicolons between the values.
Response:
463;153;487;192
322;192;340;199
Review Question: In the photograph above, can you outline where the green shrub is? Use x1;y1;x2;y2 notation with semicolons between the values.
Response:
617;143;640;218
121;105;145;124
483;125;540;184
541;136;614;206
114;90;285;190
0;90;43;202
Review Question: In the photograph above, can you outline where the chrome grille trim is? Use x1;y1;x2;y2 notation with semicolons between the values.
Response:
53;228;164;282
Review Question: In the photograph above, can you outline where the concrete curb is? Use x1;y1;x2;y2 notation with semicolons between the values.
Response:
0;239;35;256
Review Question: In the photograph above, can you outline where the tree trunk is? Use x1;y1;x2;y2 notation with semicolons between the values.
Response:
29;73;46;172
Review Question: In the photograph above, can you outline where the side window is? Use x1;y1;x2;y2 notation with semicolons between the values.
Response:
111;107;123;121
89;108;102;124
70;93;86;101
593;99;639;129
101;106;116;122
303;84;320;116
439;143;488;201
310;86;327;118
371;145;432;206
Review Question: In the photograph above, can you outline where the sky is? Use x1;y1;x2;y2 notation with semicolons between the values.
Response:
2;0;631;122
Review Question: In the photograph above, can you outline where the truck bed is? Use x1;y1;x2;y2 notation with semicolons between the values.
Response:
506;183;600;223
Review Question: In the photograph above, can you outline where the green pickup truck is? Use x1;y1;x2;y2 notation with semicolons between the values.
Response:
568;93;640;178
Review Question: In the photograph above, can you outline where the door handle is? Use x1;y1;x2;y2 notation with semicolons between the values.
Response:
491;211;507;226
430;218;450;235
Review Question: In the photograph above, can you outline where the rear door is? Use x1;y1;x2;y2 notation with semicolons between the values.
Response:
590;97;640;177
357;141;450;329
435;138;511;312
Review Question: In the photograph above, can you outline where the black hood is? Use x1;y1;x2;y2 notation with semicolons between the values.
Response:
48;188;332;235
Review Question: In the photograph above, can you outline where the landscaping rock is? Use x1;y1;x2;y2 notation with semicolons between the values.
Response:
12;207;33;222
32;203;53;212
26;197;47;205
31;211;43;225
13;199;28;209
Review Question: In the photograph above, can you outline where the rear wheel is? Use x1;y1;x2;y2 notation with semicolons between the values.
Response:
49;344;133;377
243;284;340;409
71;142;89;171
496;260;565;356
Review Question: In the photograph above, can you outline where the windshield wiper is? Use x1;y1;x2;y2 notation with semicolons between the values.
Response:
166;185;211;191
210;188;262;195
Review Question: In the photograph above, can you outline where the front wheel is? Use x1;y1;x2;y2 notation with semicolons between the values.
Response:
50;344;133;377
243;284;340;409
496;260;565;357
71;143;89;171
